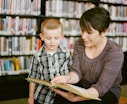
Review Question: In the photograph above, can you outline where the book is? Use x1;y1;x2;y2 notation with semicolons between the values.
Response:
26;77;101;101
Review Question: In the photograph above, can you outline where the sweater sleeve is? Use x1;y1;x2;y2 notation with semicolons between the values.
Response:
71;39;83;80
92;48;124;97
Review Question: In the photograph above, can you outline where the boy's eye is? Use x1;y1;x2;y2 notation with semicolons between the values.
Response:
45;36;60;40
45;37;51;40
55;36;60;40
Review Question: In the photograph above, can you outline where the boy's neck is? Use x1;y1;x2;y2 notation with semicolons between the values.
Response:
46;51;56;55
44;46;58;55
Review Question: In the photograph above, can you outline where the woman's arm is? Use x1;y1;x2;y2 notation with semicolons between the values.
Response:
92;49;124;97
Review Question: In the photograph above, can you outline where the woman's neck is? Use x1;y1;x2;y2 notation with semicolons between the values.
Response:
85;38;107;59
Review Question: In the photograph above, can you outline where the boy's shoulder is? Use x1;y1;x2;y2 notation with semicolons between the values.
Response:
58;45;70;53
32;46;44;57
33;45;71;57
58;45;72;58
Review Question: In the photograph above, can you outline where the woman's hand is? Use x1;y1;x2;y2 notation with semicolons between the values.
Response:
51;88;90;102
51;72;79;85
87;87;99;97
51;75;70;84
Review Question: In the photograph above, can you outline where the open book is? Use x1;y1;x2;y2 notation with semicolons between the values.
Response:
26;77;101;101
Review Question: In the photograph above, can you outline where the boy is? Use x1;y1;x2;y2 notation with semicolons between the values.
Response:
28;18;72;104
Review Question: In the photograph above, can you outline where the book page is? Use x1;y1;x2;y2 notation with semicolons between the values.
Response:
67;84;101;100
26;77;52;87
54;83;101;101
26;78;101;101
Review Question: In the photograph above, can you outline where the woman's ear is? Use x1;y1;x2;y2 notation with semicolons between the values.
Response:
101;29;108;37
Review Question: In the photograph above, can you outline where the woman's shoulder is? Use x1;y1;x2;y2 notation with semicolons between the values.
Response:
106;39;124;58
75;38;84;46
107;39;123;51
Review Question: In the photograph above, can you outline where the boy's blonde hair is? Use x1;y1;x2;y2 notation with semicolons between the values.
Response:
41;18;63;33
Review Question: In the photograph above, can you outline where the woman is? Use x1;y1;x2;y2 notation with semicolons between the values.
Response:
51;7;124;104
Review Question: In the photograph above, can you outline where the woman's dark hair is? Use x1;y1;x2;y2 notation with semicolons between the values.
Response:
80;7;111;33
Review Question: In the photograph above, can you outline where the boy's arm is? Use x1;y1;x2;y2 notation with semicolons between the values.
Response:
28;82;35;104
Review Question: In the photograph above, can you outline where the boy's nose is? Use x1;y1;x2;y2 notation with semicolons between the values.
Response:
50;39;55;43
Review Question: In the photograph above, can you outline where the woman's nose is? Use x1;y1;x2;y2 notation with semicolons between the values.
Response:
82;32;88;39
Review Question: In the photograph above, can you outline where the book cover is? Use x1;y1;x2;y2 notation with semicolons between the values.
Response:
26;77;101;101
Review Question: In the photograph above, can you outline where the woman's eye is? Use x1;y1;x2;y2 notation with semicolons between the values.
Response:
88;32;92;34
81;29;84;32
81;29;93;34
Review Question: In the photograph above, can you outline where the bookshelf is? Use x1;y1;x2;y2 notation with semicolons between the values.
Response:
0;73;28;100
0;0;43;76
0;0;127;100
99;0;127;52
0;0;44;100
45;0;127;52
45;0;127;88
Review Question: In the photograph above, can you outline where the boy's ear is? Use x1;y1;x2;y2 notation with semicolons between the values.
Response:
40;33;44;40
62;34;64;38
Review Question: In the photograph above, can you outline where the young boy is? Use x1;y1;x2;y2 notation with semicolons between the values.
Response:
28;18;72;104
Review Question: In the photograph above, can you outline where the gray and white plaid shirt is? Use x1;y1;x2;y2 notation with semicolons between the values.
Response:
28;45;72;104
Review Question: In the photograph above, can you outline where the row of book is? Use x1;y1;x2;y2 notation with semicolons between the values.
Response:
100;4;127;20
45;0;127;20
0;38;127;76
62;37;127;52
61;36;127;52
0;16;127;36
0;0;41;15
0;35;127;56
0;56;31;76
0;17;37;35
110;37;127;52
0;38;127;75
60;19;127;36
60;19;81;36
61;37;79;53
0;17;127;37
61;19;127;36
108;22;127;36
0;36;78;56
100;0;127;4
45;0;95;18
0;37;42;56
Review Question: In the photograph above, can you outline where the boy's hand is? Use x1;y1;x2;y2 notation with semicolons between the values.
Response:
28;97;34;104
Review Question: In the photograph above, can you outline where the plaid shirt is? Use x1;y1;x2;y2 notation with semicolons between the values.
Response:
28;45;72;104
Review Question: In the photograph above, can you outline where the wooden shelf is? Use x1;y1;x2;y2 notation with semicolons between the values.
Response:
0;73;29;101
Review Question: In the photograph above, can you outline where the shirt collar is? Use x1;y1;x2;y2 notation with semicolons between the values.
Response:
38;44;68;56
